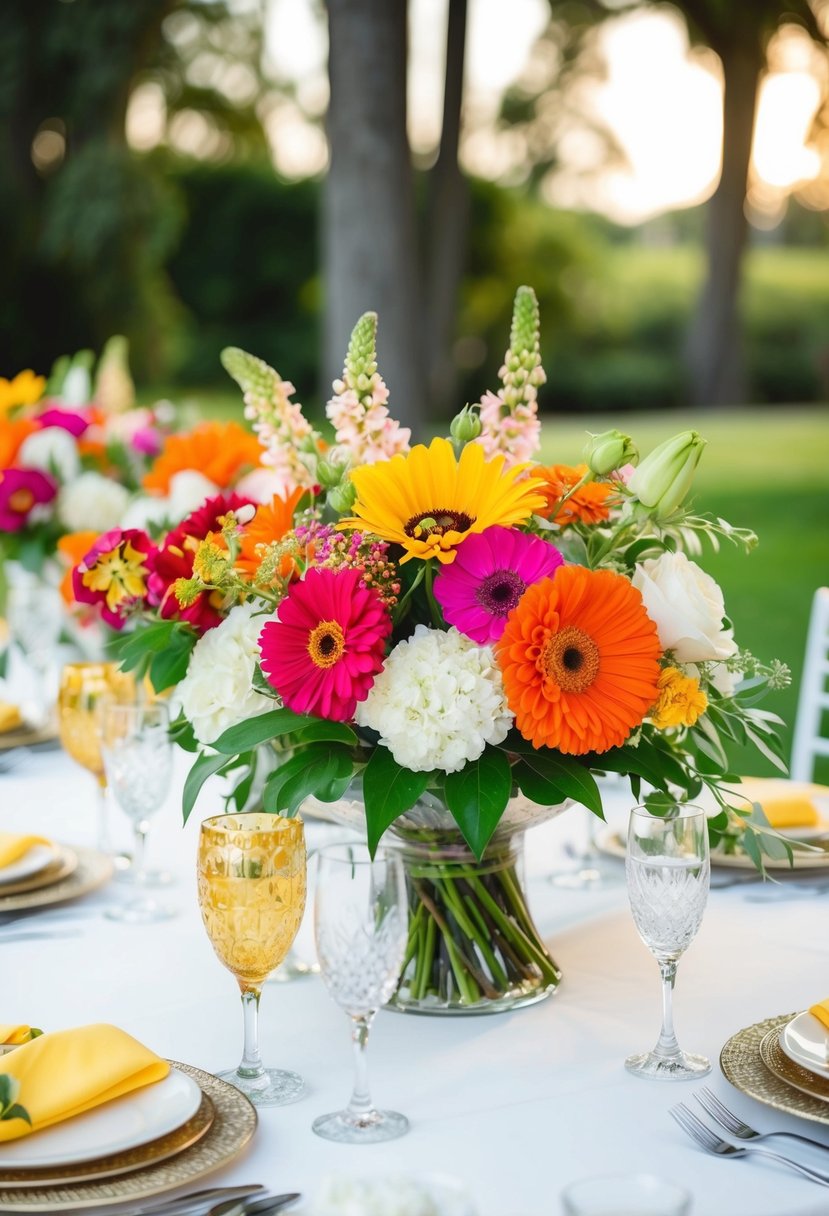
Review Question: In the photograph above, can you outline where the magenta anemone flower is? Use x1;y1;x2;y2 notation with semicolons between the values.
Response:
259;567;391;722
0;467;58;532
434;524;564;644
36;408;90;438
72;528;156;629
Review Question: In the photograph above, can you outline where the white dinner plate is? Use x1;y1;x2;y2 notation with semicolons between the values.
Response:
699;780;829;840
0;845;58;887
0;1066;202;1169
780;1010;829;1081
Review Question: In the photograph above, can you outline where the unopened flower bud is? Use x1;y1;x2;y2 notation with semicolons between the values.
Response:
583;429;638;477
317;457;349;489
449;405;482;446
628;430;706;519
327;477;357;513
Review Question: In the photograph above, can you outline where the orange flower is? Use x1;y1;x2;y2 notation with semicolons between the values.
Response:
57;531;100;605
532;463;616;527
496;565;662;755
237;488;305;581
143;421;262;495
0;418;39;468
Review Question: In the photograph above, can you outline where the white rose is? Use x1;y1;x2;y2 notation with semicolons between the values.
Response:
235;467;283;504
120;495;173;532
632;551;738;663
174;603;272;745
168;470;220;518
58;472;130;532
18;427;80;483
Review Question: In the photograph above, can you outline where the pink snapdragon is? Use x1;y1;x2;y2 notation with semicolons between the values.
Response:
326;312;410;466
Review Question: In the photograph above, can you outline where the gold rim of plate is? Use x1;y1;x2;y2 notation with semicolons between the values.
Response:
0;848;112;913
0;1091;215;1188
0;724;58;752
720;1012;829;1126
0;1062;257;1210
0;849;79;899
596;829;829;872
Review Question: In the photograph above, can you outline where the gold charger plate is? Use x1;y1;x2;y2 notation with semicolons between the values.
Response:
760;1025;829;1105
596;828;829;872
0;848;112;913
0;1090;215;1188
0;849;78;899
720;1012;829;1127
0;724;58;752
0;1063;256;1211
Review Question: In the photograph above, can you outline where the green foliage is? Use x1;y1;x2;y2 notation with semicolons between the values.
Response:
444;747;512;859
0;1075;31;1127
362;748;432;856
107;621;198;693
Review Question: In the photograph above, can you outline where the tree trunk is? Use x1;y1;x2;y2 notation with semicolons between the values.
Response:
423;0;469;424
685;39;765;407
323;0;422;433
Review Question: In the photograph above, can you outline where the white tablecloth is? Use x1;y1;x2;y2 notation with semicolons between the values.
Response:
3;747;828;1216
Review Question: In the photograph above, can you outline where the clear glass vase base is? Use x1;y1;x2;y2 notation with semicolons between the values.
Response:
312;1108;409;1143
388;978;559;1017
217;1066;305;1106
624;1049;711;1081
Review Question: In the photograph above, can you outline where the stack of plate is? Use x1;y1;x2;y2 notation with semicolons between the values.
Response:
0;1062;257;1210
721;1010;829;1127
0;843;113;913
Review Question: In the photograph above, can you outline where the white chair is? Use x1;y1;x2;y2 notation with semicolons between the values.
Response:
791;587;829;782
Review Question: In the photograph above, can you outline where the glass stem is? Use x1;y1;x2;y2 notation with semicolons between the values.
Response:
346;1015;374;1121
656;959;680;1059
132;821;150;884
238;987;265;1079
95;776;111;853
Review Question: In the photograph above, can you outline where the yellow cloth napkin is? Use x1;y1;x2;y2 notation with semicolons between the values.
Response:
0;833;50;870
0;703;22;734
0;1024;170;1141
809;1000;829;1035
0;1025;40;1046
735;778;828;830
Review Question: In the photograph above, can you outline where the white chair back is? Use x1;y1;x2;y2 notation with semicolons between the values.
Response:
791;587;829;782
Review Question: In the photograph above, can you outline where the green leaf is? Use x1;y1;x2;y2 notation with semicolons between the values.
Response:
741;829;765;874
232;754;257;813
262;744;353;816
509;744;602;815
444;748;511;860
169;714;199;754
211;708;315;755
644;790;683;816
0;1075;17;1109
292;721;358;747
148;627;197;692
2;1104;31;1126
362;747;431;855
183;751;230;823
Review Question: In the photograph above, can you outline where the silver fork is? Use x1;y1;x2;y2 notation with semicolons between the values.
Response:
670;1103;829;1186
697;1086;829;1153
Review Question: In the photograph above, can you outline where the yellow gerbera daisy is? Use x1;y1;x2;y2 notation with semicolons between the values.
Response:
343;437;547;564
0;370;46;414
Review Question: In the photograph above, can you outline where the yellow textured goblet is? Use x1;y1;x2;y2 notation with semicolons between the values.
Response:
57;662;136;852
198;812;307;1105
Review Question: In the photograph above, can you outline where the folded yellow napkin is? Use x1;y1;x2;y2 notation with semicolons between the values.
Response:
735;778;828;830
810;1000;829;1035
0;1025;41;1047
0;703;22;734
0;833;50;870
0;1024;170;1141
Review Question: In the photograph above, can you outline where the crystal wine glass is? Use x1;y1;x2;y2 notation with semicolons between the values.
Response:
313;841;409;1143
57;662;136;854
625;804;711;1080
101;702;175;923
6;580;63;729
197;812;307;1105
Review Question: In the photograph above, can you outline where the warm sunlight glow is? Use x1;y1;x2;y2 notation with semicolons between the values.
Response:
753;71;822;188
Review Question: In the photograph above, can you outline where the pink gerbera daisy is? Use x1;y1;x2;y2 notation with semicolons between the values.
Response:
434;525;564;644
259;567;391;722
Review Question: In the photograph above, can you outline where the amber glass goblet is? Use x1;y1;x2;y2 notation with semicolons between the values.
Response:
197;812;307;1105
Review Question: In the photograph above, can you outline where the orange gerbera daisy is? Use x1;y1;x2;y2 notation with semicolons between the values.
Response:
57;531;100;605
496;565;662;755
237;487;305;581
533;463;616;527
0;418;39;468
143;421;262;495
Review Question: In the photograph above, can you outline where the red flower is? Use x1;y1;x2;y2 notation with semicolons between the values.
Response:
259;568;391;721
148;493;253;634
72;529;155;629
0;467;58;531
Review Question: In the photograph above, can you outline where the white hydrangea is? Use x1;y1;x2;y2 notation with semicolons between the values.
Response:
58;471;130;532
174;602;272;745
356;625;512;774
168;469;220;519
18;427;80;483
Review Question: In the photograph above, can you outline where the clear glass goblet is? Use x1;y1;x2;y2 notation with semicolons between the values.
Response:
198;812;307;1106
101;702;175;923
625;803;711;1080
6;581;63;730
313;842;409;1143
57;662;136;855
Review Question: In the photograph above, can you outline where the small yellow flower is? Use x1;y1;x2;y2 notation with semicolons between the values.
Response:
82;540;149;613
192;540;230;584
650;666;708;730
0;370;46;414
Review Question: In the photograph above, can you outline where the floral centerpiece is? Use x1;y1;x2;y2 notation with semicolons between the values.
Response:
70;288;790;1014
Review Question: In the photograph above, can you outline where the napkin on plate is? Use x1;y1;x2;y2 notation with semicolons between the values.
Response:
809;1000;829;1035
0;832;51;870
0;1025;41;1047
0;1024;170;1141
0;704;23;734
732;777;828;830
